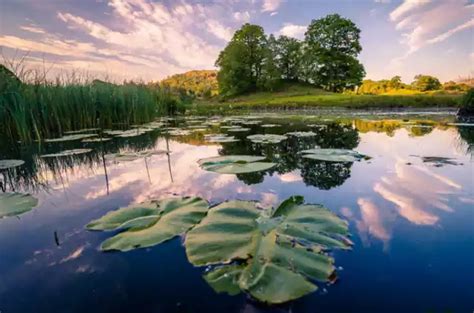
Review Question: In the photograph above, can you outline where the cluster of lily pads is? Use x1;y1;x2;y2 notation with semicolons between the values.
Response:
86;195;352;304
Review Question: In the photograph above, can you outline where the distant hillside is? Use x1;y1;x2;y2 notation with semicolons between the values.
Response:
160;70;218;98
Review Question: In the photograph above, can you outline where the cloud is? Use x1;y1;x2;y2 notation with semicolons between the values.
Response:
426;19;474;44
262;0;281;13
233;11;250;23
389;0;431;22
277;23;306;39
206;20;234;41
20;25;46;34
388;1;473;66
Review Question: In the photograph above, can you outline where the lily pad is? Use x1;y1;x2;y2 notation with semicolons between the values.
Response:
198;155;276;174
86;197;209;251
40;149;92;158
205;135;239;143
0;159;25;170
412;155;462;167
167;129;192;136
82;137;112;143
44;134;97;142
64;128;99;135
302;148;369;162
185;196;351;304
106;150;169;162
286;131;316;137
247;134;287;144
0;193;38;218
261;124;279;128
226;127;250;133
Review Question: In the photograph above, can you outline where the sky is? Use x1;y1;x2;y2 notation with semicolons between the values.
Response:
0;0;472;83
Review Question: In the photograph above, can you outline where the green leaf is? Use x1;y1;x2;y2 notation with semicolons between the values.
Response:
40;149;92;158
185;196;351;304
286;131;316;137
0;159;25;170
301;148;369;162
87;197;209;252
247;134;287;144
198;155;276;174
0;193;38;218
44;134;97;142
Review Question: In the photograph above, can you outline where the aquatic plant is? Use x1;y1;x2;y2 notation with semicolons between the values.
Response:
0;159;25;170
86;197;209;251
198;155;275;174
0;193;38;218
185;196;351;303
302;148;369;162
247;134;287;144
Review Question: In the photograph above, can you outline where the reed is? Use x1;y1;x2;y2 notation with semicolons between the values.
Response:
0;63;183;143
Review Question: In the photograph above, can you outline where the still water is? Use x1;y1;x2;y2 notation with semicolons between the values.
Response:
0;112;473;313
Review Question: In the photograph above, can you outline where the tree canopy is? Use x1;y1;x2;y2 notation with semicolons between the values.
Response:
216;14;365;96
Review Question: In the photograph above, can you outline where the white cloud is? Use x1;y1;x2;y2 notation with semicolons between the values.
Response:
20;25;46;34
277;23;306;39
389;0;431;22
233;11;250;23
389;1;473;64
427;19;474;44
206;20;234;41
262;0;281;13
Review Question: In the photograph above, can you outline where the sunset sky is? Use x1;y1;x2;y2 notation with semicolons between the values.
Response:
0;0;472;83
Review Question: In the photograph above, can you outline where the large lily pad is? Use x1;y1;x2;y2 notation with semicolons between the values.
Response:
0;159;25;170
87;197;209;251
0;193;38;218
82;137;112;143
105;150;169;162
205;134;239;143
185;196;351;304
302;148;369;162
40;149;92;158
198;155;276;174
247;134;287;144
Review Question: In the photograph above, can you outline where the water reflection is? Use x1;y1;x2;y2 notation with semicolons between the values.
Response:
0;114;473;313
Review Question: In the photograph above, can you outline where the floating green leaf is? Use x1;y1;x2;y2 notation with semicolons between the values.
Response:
185;196;351;304
0;193;38;218
247;134;287;144
40;149;92;158
44;134;97;142
261;124;279;128
105;150;169;162
205;134;239;143
198;155;275;174
226;127;250;132
286;131;316;137
64;128;100;135
87;197;209;251
82;137;112;143
0;159;25;170
302;148;369;162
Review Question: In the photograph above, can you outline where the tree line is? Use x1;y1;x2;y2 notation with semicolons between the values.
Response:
216;14;365;96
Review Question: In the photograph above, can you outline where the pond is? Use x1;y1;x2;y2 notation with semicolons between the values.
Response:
0;112;473;313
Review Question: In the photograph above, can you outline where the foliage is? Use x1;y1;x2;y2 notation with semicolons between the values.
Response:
86;197;209;251
185;196;351;303
198;155;275;174
160;70;218;98
0;193;38;218
412;75;442;91
302;14;365;92
0;64;185;143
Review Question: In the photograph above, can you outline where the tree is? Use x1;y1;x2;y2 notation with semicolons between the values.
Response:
389;75;402;89
275;36;302;80
216;24;267;96
412;75;442;91
302;14;365;92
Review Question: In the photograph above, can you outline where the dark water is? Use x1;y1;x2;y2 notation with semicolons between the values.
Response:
0;113;473;313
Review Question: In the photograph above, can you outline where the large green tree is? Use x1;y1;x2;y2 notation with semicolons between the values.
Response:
302;14;365;92
216;24;267;96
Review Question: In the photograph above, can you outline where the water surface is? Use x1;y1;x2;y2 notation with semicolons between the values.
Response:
0;113;473;313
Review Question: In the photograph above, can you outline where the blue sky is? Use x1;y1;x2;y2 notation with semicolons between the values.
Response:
0;0;472;83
